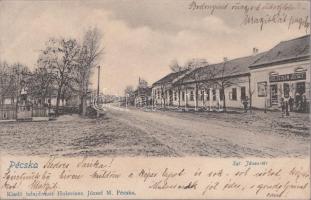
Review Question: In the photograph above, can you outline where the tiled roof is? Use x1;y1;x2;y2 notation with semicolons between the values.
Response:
152;69;190;86
175;52;265;84
250;34;310;68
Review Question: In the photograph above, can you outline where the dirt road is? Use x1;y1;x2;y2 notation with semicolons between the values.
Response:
1;107;309;157
107;107;309;157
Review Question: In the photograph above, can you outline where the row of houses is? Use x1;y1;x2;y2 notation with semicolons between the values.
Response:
150;35;310;112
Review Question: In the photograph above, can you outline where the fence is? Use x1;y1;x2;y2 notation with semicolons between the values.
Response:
0;104;16;120
32;106;48;117
0;104;48;121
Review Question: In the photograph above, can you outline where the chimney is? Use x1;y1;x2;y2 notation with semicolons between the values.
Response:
253;47;259;55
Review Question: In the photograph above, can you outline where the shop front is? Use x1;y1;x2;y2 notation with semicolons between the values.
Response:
250;60;310;112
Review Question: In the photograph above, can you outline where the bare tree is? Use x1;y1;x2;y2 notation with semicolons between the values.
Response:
212;58;241;112
169;59;183;72
124;85;134;96
0;61;15;104
74;27;103;116
124;85;134;106
183;59;210;110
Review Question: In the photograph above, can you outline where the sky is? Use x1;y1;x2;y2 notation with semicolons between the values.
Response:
0;0;309;95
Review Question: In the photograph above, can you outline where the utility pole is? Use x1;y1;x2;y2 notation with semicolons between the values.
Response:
97;65;100;118
97;65;100;97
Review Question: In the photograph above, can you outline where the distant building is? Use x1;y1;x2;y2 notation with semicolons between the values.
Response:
134;87;152;107
152;69;192;107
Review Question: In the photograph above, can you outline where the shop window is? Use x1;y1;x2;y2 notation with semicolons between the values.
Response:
296;82;305;95
241;86;246;100
182;91;185;101
212;89;216;101
232;88;237;100
220;88;224;101
190;91;194;101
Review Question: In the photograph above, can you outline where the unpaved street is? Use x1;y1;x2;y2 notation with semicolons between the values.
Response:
0;107;309;157
107;107;310;157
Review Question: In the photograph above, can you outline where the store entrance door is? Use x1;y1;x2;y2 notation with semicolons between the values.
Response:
270;84;278;105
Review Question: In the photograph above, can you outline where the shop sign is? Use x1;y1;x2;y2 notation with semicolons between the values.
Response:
269;72;306;82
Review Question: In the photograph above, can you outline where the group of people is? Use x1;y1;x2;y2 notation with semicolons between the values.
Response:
240;93;308;115
280;93;308;116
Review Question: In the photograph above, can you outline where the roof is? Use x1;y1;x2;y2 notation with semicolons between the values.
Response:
250;34;310;68
175;52;265;85
152;69;190;86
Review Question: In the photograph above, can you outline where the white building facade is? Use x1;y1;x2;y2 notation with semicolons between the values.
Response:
250;35;310;112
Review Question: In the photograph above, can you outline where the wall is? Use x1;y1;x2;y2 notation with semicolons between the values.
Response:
250;60;310;109
169;75;250;109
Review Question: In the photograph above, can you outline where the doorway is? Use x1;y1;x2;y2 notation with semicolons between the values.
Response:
270;84;278;105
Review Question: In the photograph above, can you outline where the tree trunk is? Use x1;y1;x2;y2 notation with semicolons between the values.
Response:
55;86;62;116
178;87;181;108
222;87;226;112
248;76;252;113
195;84;198;111
162;88;166;108
82;96;87;116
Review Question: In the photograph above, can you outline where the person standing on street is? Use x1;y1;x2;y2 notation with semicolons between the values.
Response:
242;96;249;113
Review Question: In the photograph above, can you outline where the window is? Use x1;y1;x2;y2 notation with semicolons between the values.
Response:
220;89;224;101
296;82;305;95
241;86;246;100
212;89;216;101
190;91;194;101
182;91;185;101
200;90;204;101
174;92;177;101
232;88;237;100
257;82;267;97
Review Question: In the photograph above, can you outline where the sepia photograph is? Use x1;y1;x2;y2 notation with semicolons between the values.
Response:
0;0;310;158
0;0;310;199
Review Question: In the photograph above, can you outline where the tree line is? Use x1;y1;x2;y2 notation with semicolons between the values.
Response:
0;27;103;116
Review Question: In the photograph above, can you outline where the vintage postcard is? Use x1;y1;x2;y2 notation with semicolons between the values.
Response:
0;0;310;199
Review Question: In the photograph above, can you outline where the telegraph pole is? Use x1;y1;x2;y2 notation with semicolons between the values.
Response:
97;65;100;97
97;65;100;118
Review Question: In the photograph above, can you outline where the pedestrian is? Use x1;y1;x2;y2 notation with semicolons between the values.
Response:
242;96;248;113
302;94;307;113
295;93;302;112
280;97;285;116
285;99;289;116
289;96;294;112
